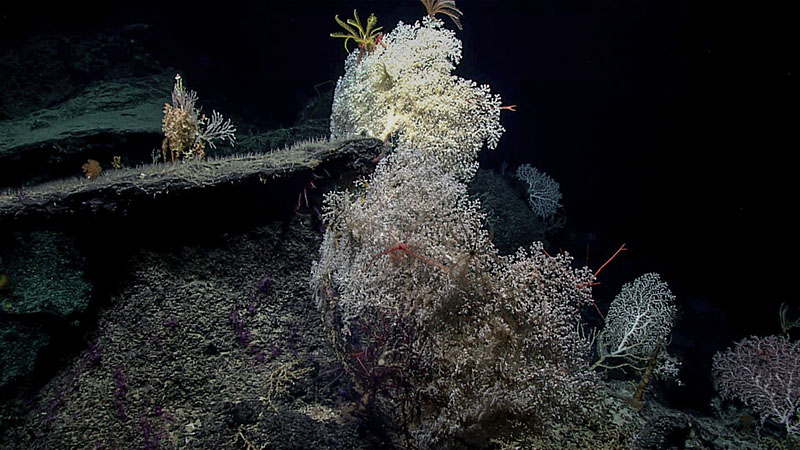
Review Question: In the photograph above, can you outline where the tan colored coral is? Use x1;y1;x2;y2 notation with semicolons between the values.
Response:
81;159;102;180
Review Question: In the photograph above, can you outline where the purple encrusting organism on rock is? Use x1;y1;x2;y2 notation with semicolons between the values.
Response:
140;416;160;450
87;343;102;365
113;367;129;420
256;273;275;297
229;308;251;346
225;273;284;363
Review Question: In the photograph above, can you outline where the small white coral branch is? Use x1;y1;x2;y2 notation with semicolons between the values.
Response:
200;110;237;149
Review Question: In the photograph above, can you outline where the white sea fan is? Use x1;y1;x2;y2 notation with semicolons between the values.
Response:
515;164;562;218
713;335;800;436
592;273;677;375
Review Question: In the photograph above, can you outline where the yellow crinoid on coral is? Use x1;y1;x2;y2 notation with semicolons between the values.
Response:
330;10;387;62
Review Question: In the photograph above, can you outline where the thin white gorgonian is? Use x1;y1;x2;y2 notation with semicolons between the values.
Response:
515;164;562;218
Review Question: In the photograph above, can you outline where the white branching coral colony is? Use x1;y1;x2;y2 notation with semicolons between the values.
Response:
312;146;600;446
314;9;605;447
330;16;504;181
316;2;799;447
